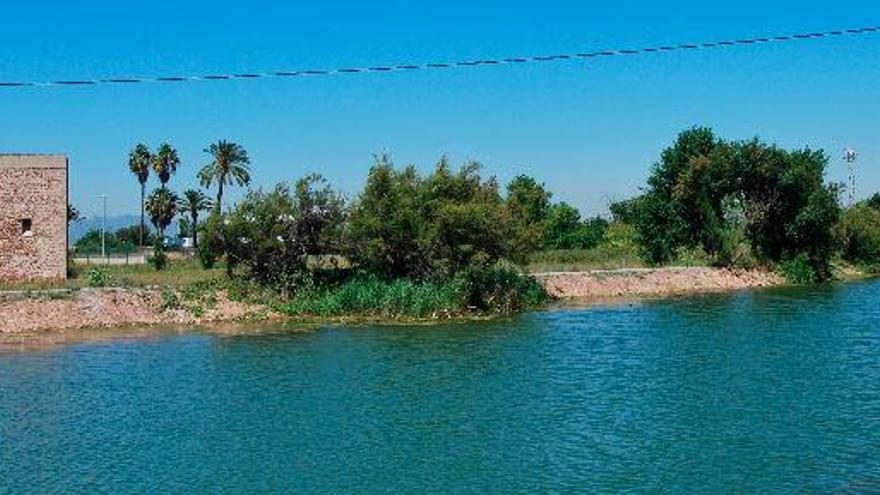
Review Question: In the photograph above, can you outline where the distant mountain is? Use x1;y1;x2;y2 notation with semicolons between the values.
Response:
69;214;180;244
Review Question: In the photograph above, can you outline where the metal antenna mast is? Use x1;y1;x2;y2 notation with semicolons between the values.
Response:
844;147;858;206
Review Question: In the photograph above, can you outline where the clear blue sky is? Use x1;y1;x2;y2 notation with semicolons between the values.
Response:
1;1;878;219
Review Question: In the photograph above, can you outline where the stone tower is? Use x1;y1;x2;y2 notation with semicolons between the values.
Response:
0;154;68;281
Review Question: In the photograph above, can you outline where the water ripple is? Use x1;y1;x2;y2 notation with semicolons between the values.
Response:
2;281;880;492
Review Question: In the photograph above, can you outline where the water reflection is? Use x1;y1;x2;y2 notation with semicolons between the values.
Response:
2;280;880;492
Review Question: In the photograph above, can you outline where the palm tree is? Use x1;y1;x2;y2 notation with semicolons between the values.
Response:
152;143;180;189
178;189;212;249
145;188;179;238
199;140;251;214
128;143;152;247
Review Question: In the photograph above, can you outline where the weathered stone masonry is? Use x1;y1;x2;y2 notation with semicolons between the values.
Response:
0;155;68;281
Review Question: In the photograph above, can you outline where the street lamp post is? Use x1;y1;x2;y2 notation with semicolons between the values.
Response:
99;194;108;258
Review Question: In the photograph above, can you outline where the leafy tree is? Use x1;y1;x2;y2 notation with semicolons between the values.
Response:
128;143;152;246
507;175;551;223
543;203;581;249
506;175;551;253
291;174;348;257
636;127;728;263
145;188;179;238
629;128;840;277
351;157;525;280
729;141;840;278
152;142;180;188
419;159;520;276
634;188;689;265
542;205;613;251
224;176;346;293
199;140;251;214
348;154;426;279
178;189;212;249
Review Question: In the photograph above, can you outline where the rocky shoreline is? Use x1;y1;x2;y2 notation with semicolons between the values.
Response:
0;267;783;335
536;267;783;300
0;288;275;335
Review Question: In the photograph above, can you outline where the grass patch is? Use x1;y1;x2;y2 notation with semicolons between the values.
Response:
277;263;548;319
64;258;222;290
528;246;645;273
279;277;467;319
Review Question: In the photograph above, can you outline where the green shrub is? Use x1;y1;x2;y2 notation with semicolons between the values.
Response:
149;243;168;271
459;260;548;313
86;268;112;288
839;205;880;273
777;254;816;284
602;222;639;251
198;213;223;269
160;289;180;312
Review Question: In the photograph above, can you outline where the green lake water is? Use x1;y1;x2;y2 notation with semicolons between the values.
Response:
2;281;880;493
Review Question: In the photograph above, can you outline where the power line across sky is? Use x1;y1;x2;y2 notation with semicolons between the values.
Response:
1;25;878;89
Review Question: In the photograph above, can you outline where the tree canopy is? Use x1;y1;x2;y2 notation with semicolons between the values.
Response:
628;127;841;280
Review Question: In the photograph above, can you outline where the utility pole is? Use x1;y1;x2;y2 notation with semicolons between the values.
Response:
844;147;858;207
99;194;108;258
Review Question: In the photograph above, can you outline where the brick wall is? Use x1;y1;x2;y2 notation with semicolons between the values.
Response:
0;155;68;281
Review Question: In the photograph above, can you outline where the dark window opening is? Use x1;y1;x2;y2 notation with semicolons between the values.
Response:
21;219;32;236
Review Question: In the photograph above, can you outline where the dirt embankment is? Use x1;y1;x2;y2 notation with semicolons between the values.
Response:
0;288;274;335
0;268;782;335
537;267;783;300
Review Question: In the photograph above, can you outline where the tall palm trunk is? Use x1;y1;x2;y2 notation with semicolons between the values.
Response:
216;180;224;214
139;183;146;249
191;212;199;249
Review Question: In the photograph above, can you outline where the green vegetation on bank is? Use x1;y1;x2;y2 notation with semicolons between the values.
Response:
57;128;880;319
201;157;551;317
278;262;545;319
838;201;880;274
610;127;880;283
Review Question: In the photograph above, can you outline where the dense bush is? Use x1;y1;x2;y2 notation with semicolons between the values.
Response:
777;254;817;284
839;205;880;272
458;260;548;313
223;175;346;293
348;157;530;280
86;268;113;288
